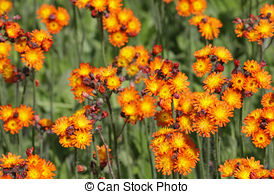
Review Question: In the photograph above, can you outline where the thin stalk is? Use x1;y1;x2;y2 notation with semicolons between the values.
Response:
97;128;115;179
196;134;205;178
117;117;128;138
214;132;220;179
73;5;81;65
74;148;78;179
239;99;245;157
39;132;44;158
205;138;210;178
106;96;120;178
32;70;36;154
145;119;156;179
92;137;101;178
20;79;27;105
98;15;106;66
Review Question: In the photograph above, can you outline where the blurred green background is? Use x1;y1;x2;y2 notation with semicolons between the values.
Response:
0;0;273;178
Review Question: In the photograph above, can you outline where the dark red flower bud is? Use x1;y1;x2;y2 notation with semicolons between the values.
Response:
152;44;162;55
259;60;267;68
233;17;242;24
234;59;240;67
102;111;108;119
26;147;34;157
216;64;224;72
173;62;179;69
91;10;98;18
174;93;180;99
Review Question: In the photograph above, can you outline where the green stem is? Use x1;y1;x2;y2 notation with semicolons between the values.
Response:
196;134;205;178
32;70;36;154
239;101;245;157
97;128;115;179
74;147;78;179
106;96;120;178
98;15;106;66
205;138;210;178
145;119;156;179
92;137;101;178
214;132;220;179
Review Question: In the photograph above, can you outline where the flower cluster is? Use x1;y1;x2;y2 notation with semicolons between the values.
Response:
175;0;207;17
93;145;112;169
241;92;274;149
233;4;273;44
0;15;54;79
0;148;56;179
37;4;70;34
192;44;233;77
72;0;141;47
0;0;12;15
69;62;122;103
52;109;94;149
0;105;34;134
230;59;272;97
189;15;223;40
150;127;199;176
219;157;274;179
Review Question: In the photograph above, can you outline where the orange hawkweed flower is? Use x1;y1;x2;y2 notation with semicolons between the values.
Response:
93;145;112;169
21;47;45;71
0;41;11;57
31;29;52;47
0;104;14;121
5;22;22;39
266;121;274;138
243;60;261;74
254;70;272;89
194;44;213;58
56;7;70;26
139;96;156;118
177;114;193;134
208;101;234;127
144;75;164;96
71;130;92;149
39;119;53;130
198;17;223;40
108;0;123;13
176;0;191;17
37;4;55;21
16;105;34;127
109;31;128;47
0;0;13;15
155;110;174;127
255;19;273;38
0;153;24;169
117;8;133;25
3;118;23;134
75;0;90;9
119;46;136;61
234;165;251;179
222;88;242;109
252;130;271;148
46;21;62;34
103;13;121;33
235;23;244;37
203;72;226;93
213;46;233;63
260;4;274;22
117;86;140;106
242;118;259;137
169;72;190;93
244;77;259;93
106;75;121;90
91;0;107;12
126;17;141;35
218;159;237;178
175;152;196;176
52;116;71;136
190;0;207;15
192;58;212;77
231;72;246;90
261;92;274;108
72;114;93;131
193;115;218;137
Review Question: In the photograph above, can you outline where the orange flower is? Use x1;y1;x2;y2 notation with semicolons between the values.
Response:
244;77;259;93
218;159;237;177
16;105;34;127
3;118;23;134
31;29;52;47
0;0;13;15
117;86;140;106
194;44;213;58
252;129;271;149
52;116;71;136
21;47;45;71
260;4;274;22
71;130;92;149
93;145;112;168
261;92;274;108
56;7;70;26
255;19;273;38
155;110;174;127
193;115;218;137
73;114;93;131
231;72;246;90
37;4;56;21
213;46;233;63
254;70;272;89
208;101;234;127
46;21;63;34
199;17;223;40
139;96;156;118
222;88;242;109
234;165;251;179
192;58;212;77
0;104;14;121
103;13;121;33
176;0;191;17
126;17;141;35
91;0;107;12
177;114;193;134
203;72;226;93
190;0;207;15
266;121;274;138
117;8;133;25
5;22;22;39
169;72;190;93
75;0;91;9
243;60;261;74
108;0;123;13
242;118;259;137
0;41;11;57
106;75;121;90
109;31;128;47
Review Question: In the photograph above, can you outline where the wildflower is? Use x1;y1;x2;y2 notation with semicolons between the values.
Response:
252;130;271;148
0;0;13;15
21;47;45;71
191;0;207;15
222;88;242;109
139;96;156;118
16;105;34;127
71;130;92;149
192;58;212;77
176;0;191;17
91;0;108;12
231;72;246;90
93;145;113;169
208;101;234;127
109;31;128;47
203;72;226;93
0;42;11;57
213;46;233;63
193;115;217;137
155;110;174;127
